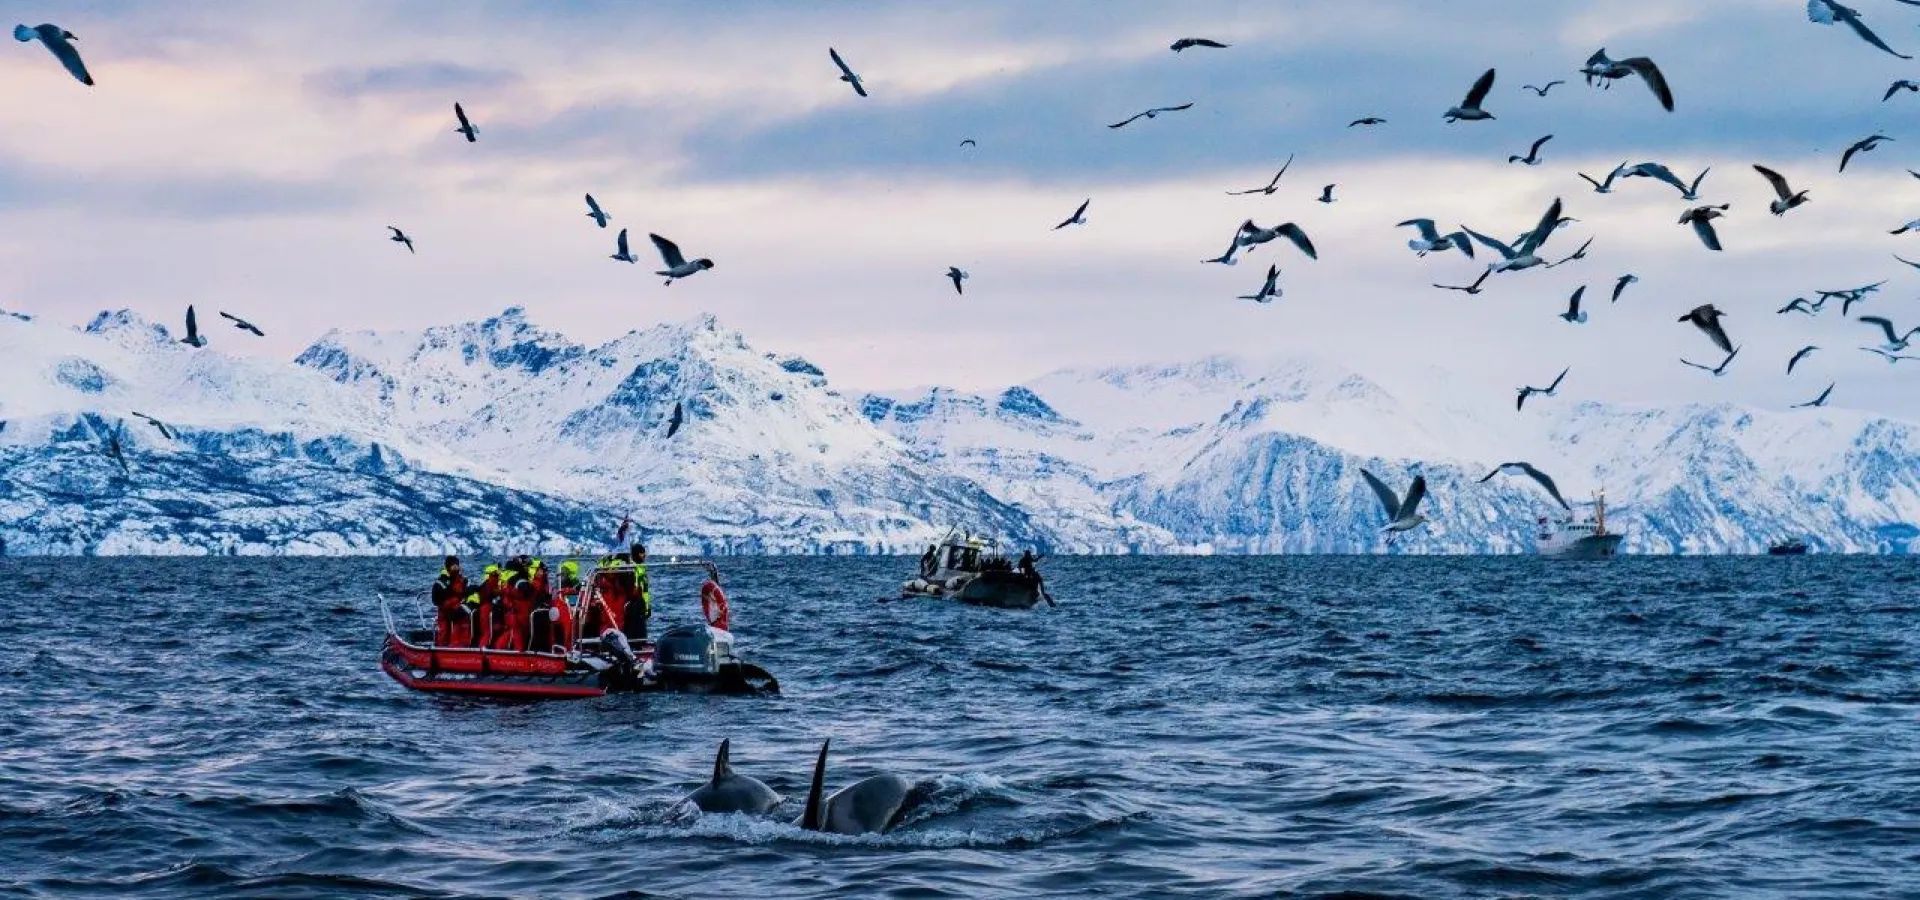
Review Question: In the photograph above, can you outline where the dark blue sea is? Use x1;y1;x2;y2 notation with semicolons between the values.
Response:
3;557;1918;899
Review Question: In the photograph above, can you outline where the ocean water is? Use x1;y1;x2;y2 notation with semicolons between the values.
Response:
2;556;1917;899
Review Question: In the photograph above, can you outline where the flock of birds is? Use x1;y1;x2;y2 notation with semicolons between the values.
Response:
15;5;1920;535
12;20;715;473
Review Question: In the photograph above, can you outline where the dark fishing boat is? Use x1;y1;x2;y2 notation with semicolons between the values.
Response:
380;558;778;700
1767;538;1810;556
901;530;1051;609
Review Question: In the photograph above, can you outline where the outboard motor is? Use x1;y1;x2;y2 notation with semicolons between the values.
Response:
654;624;723;677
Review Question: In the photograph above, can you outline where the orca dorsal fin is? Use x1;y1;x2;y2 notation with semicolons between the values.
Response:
711;738;732;786
800;739;829;831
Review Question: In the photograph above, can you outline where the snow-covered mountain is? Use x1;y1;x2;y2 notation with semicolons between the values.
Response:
4;305;1918;555
864;356;1920;554
0;307;1037;555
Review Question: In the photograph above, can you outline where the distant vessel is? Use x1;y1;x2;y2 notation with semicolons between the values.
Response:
901;528;1048;609
1768;538;1810;556
1535;492;1625;558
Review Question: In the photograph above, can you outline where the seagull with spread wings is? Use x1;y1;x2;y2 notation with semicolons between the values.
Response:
828;48;867;97
1579;49;1675;111
219;312;264;337
1444;68;1497;122
651;233;714;285
1109;102;1194;129
1360;469;1430;533
1478;462;1572;510
1517;367;1569;411
1227;155;1293;195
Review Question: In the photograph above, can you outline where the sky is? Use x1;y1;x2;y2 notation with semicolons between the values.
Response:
8;0;1920;423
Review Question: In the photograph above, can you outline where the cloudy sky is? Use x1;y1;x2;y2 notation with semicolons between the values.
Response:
8;0;1920;421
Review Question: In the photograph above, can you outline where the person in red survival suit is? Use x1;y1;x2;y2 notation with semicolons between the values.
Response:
431;556;471;647
581;567;620;638
592;551;631;634
525;558;572;653
492;556;535;652
474;564;505;649
550;560;583;650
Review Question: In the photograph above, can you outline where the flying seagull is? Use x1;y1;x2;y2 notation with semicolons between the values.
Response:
1238;264;1281;303
1399;219;1476;259
1753;165;1809;215
1053;199;1090;230
1546;237;1594;268
1793;384;1835;409
180;306;207;348
1559;286;1589;323
1864;347;1920;363
1508;134;1554;165
1360;469;1430;533
1348;116;1387;127
102;420;130;477
1678;204;1729;251
1887;79;1920;101
14;23;92;85
1578;162;1631;193
1778;297;1823;316
828;48;867;97
1234;220;1318;259
1462;196;1565;272
666;401;684;438
1839;134;1892;172
1896;253;1920;271
388;226;414;254
1859;315;1920;351
945;266;968;295
1680;303;1734;353
1788;345;1819;374
1807;0;1910;59
1170;38;1229;51
1316;184;1337;204
959;139;976;148
1522;80;1565;96
1434;266;1495;294
1227;155;1294;195
130;411;177;441
651;233;714;285
1516;367;1569;411
584;194;610;228
1610;274;1638;303
1578;49;1675;111
1888;219;1920;235
218;312;264;337
1478;462;1572;510
1109;102;1194;129
1623;162;1710;199
1444;68;1497;122
1680;347;1741;377
452;103;478;142
610;228;637;263
1820;281;1884;316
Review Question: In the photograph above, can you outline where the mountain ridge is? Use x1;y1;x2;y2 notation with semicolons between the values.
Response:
4;305;1917;555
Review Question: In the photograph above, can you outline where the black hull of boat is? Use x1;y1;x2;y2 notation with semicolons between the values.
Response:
955;572;1045;609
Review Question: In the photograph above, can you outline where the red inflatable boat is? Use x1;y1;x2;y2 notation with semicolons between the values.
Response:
379;558;778;700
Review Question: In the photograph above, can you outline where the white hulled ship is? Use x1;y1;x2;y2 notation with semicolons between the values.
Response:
1535;491;1625;558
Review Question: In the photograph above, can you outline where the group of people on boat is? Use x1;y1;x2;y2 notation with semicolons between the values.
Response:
429;542;657;655
916;544;1043;581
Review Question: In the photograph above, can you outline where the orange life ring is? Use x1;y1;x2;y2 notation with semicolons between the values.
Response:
701;580;731;631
